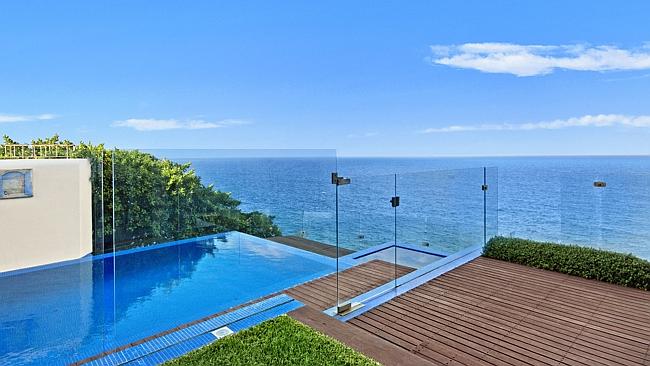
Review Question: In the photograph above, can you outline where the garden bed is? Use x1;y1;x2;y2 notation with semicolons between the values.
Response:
484;236;650;290
163;315;379;366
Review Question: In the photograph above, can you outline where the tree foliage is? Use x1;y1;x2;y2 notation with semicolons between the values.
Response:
1;135;281;251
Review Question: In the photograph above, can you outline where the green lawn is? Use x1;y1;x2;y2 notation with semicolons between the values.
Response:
163;315;380;366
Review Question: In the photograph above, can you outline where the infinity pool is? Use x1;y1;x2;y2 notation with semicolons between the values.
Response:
0;232;335;365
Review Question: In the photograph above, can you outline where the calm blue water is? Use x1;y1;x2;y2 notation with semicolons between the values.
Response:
0;232;334;365
183;155;650;260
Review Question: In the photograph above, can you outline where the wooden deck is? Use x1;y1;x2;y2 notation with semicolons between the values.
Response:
345;257;650;366
284;259;414;310
268;235;354;258
290;306;432;366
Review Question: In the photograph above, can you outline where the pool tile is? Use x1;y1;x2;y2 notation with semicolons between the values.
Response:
85;294;300;365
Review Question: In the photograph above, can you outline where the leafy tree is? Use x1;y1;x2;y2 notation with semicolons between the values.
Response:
1;135;281;252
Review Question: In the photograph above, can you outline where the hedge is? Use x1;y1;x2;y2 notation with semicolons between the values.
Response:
483;236;650;291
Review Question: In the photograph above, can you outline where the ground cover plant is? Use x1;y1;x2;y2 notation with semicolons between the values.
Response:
163;315;380;366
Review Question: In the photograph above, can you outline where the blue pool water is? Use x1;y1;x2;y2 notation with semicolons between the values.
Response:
0;232;335;365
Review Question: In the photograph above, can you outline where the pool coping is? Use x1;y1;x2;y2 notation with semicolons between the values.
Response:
0;231;335;278
336;240;450;271
77;294;304;366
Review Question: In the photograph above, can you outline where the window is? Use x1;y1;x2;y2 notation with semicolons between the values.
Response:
0;169;33;199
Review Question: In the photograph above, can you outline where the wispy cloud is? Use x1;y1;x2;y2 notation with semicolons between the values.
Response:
0;113;56;123
430;43;650;76
112;118;250;131
421;114;650;133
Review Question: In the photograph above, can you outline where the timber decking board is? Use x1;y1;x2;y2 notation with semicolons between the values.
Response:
284;259;427;366
268;235;354;258
288;306;433;366
283;259;414;311
347;257;650;366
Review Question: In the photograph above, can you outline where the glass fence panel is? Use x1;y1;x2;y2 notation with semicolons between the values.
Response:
90;150;108;254
560;170;650;260
395;168;488;287
112;149;179;249
494;158;650;261
127;149;339;246
485;167;499;242
498;164;563;242
601;172;650;260
336;173;396;313
560;171;606;248
110;148;338;354
0;151;112;365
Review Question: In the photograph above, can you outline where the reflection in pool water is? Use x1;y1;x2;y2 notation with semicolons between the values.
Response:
0;232;335;365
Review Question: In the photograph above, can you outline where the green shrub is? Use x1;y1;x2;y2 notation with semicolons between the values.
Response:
163;315;379;366
484;236;650;290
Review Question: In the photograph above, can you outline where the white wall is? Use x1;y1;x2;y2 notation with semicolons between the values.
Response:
0;159;93;272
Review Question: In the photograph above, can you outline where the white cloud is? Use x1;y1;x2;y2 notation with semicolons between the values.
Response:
0;113;56;123
186;120;221;129
430;43;650;76
112;118;250;131
213;119;250;127
421;114;650;133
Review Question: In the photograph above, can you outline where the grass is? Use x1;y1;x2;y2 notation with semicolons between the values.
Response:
163;315;380;366
484;236;650;290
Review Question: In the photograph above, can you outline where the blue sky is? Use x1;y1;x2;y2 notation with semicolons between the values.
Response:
1;0;650;156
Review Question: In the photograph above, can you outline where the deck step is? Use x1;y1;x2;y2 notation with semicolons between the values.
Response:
84;294;302;366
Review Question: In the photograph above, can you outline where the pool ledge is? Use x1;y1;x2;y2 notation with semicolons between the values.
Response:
326;244;483;322
77;294;303;366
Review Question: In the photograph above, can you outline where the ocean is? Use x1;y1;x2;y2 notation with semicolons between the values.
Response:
174;155;650;260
